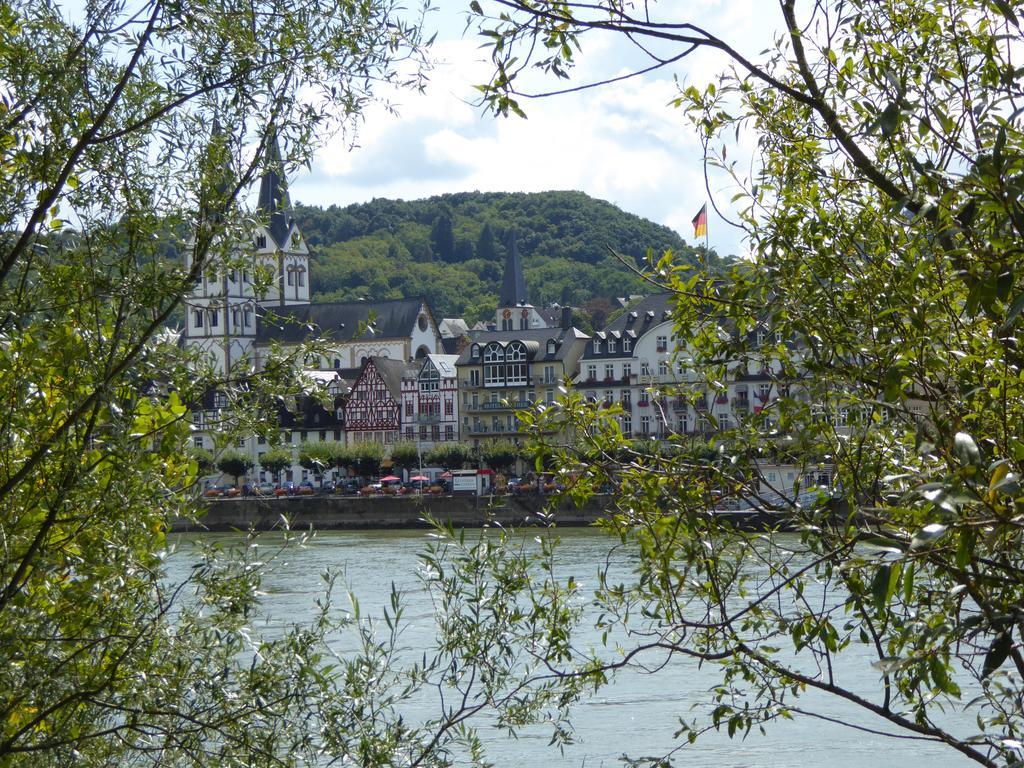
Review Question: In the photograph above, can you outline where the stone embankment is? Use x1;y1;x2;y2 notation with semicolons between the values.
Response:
174;494;791;532
173;494;608;532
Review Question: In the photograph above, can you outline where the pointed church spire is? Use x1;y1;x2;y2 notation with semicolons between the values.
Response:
256;129;293;248
499;229;528;307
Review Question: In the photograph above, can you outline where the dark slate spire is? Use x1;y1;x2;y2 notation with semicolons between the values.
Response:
499;229;528;307
256;129;293;248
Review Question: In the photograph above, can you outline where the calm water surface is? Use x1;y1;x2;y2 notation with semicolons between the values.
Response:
167;528;975;767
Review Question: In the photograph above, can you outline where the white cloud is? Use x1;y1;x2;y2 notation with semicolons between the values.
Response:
292;0;783;260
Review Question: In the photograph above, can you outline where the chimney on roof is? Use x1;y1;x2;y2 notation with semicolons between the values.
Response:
561;306;572;329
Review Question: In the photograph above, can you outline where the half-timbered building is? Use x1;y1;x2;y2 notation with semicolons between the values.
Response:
344;357;416;446
399;354;460;449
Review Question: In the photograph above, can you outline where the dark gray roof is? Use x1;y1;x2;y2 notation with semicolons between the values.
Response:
256;131;293;249
582;294;674;360
499;229;529;307
457;326;588;365
367;356;417;400
256;298;430;344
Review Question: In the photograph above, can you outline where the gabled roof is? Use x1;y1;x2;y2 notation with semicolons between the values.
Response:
422;354;459;379
456;326;589;365
256;298;432;344
582;294;674;359
367;356;417;399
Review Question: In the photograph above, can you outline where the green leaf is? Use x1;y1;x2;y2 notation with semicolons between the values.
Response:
877;103;900;136
982;632;1013;678
954;432;981;466
912;523;948;550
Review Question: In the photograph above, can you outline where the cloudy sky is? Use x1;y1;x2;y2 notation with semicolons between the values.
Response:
291;0;781;261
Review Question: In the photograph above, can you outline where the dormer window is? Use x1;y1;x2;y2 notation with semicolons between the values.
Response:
623;337;632;352
608;339;616;353
592;338;601;354
546;339;556;355
470;344;480;359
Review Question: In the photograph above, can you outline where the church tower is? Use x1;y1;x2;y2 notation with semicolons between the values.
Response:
183;130;310;375
495;229;542;331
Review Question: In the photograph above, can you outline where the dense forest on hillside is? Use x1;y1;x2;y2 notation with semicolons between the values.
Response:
294;191;719;326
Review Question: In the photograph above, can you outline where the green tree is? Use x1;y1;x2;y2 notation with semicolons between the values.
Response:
430;212;455;262
259;446;293;483
298;441;334;476
457;0;1024;764
480;440;518;474
216;449;254;486
189;446;215;475
475;222;498;263
424;442;476;470
389;441;421;474
353;441;385;478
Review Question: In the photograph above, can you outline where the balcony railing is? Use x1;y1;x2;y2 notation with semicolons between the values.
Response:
732;397;750;411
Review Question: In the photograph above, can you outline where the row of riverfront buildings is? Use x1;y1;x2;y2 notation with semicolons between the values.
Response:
183;144;802;484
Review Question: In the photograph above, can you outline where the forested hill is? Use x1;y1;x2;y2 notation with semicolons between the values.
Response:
294;190;718;327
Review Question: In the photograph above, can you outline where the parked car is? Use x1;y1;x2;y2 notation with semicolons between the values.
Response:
274;481;296;497
297;481;315;496
335;479;360;495
203;484;239;498
255;481;276;496
319;480;336;494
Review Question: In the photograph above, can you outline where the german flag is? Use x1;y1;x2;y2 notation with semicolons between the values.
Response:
692;204;707;238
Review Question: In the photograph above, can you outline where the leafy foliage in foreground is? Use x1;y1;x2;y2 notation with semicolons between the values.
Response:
436;0;1024;765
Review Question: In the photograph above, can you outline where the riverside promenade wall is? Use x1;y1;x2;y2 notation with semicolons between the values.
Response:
173;494;609;532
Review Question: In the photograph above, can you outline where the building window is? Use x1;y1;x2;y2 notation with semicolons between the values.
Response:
255;234;266;248
622;363;631;378
244;309;253;328
470;369;480;386
546;389;554;403
623;337;632;352
621;415;632;438
193;309;203;328
229;269;237;283
656;335;668;352
405;402;413;417
445;425;454;441
483;344;505;386
658;360;669;376
405;426;414;439
209;309;219;328
641;415;650;434
586;364;597;381
193;436;204;448
547;339;556;355
297;269;305;287
592;338;601;354
445;399;453;416
470;344;480;359
608;338;617;353
641;361;650;376
287;270;295;286
605;363;615;380
505;342;528;386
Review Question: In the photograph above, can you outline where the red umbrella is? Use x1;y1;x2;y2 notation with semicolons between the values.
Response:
440;471;452;479
409;475;429;482
380;475;400;482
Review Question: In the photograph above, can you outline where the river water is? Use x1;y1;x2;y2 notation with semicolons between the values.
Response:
166;528;976;767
